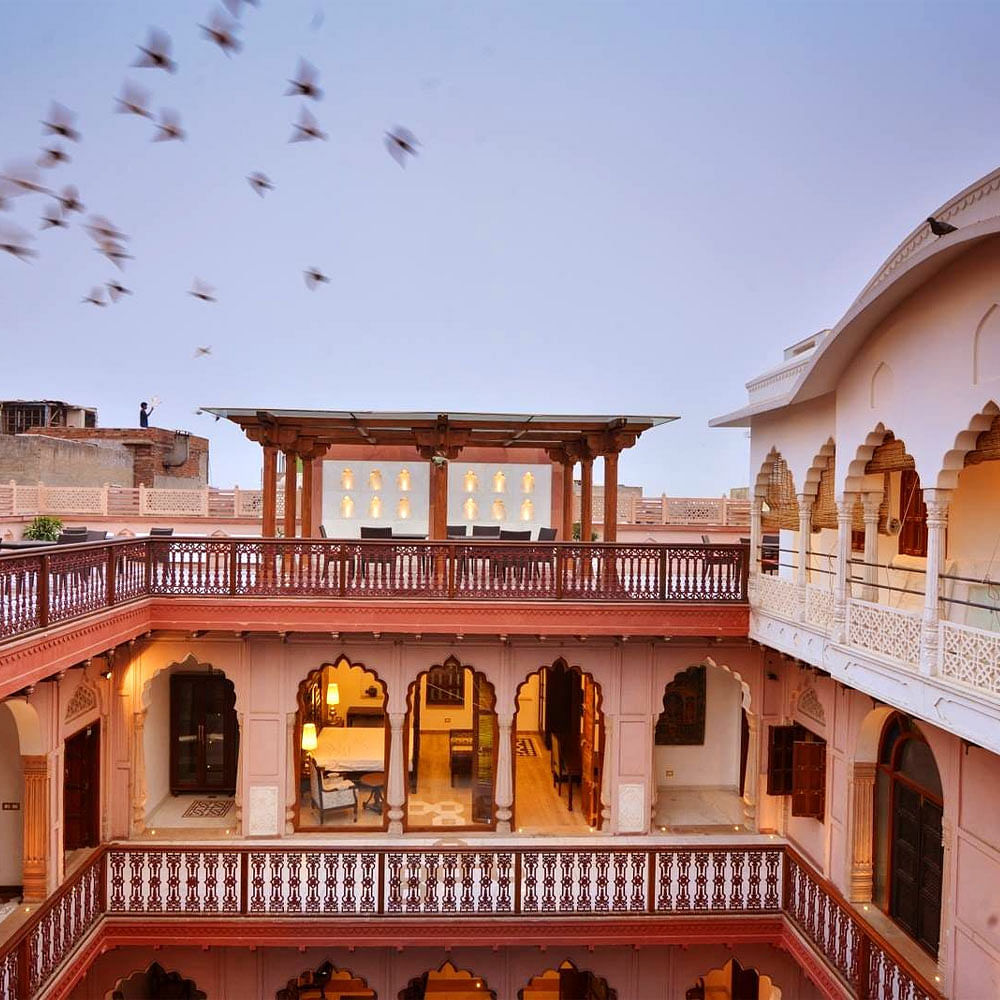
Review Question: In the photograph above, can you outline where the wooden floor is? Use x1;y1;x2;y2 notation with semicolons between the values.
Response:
512;733;591;834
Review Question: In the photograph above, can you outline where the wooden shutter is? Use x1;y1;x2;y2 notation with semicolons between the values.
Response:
766;726;795;795
791;739;826;819
898;469;928;557
471;673;496;825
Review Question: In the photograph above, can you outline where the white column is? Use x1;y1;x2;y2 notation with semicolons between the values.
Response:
742;712;760;828
130;709;147;836
920;490;951;677
494;712;514;834
386;712;406;836
284;713;296;835
796;493;813;620
833;494;856;644
749;496;763;601
861;492;882;603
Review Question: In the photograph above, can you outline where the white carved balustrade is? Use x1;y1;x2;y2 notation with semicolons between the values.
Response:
938;620;1000;696
846;598;922;669
755;574;800;622
805;584;835;633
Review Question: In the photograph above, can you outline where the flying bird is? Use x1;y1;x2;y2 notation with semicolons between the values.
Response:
107;280;132;301
86;214;128;243
133;28;176;73
38;145;70;168
290;105;327;142
0;223;37;261
193;345;213;357
82;286;106;306
95;239;133;269
304;266;330;289
384;126;419;167
115;80;153;118
286;59;323;100
1;161;50;196
200;9;242;56
247;171;273;196
57;185;84;214
153;109;186;142
40;204;68;230
189;278;216;302
927;216;957;238
41;103;81;142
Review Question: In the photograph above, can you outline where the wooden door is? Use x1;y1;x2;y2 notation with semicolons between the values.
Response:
170;675;238;795
471;673;496;825
64;722;100;851
891;781;943;954
579;676;602;828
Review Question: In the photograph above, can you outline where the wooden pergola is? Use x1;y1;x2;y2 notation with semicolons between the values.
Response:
204;409;676;541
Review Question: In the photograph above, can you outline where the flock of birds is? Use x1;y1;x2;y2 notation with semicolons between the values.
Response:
0;0;421;366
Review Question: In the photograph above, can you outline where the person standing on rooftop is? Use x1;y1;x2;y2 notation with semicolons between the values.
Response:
139;401;154;428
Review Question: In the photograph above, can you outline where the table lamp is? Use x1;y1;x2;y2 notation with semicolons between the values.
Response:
301;722;318;753
326;682;341;723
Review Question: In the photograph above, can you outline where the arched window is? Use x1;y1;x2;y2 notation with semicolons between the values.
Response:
874;714;943;956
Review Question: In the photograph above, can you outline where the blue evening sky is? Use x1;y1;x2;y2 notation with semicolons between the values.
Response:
2;1;998;493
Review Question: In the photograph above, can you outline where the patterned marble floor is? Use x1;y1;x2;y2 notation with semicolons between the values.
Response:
652;786;746;832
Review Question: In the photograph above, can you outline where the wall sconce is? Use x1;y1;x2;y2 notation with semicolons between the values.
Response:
463;496;478;520
520;499;533;522
369;469;382;490
369;495;382;518
493;470;506;494
464;470;478;493
340;495;355;518
492;499;506;521
522;471;534;494
397;468;411;491
340;468;353;490
301;722;318;752
326;682;340;723
397;497;411;519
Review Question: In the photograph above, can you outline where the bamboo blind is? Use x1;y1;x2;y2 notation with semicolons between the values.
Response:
761;454;800;532
964;412;1000;466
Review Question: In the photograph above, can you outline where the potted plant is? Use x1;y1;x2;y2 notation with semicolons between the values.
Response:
23;515;63;542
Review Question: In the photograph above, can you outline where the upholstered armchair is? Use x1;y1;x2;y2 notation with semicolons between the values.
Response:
309;759;358;823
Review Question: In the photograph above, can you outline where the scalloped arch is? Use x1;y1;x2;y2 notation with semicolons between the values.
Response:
107;962;206;1000
843;424;919;495
753;447;799;499
518;958;618;1000
935;399;1000;490
802;438;836;497
398;960;496;1000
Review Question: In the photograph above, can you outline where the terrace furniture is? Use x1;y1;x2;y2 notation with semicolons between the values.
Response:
537;527;557;541
360;526;392;539
471;525;500;538
449;728;474;786
447;524;468;538
57;527;89;544
550;732;582;812
318;525;328;538
499;529;531;541
357;527;394;583
309;758;358;824
85;530;109;542
149;527;174;537
359;771;385;813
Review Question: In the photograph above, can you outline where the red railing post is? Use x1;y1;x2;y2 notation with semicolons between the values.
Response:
106;544;116;607
38;553;49;629
15;935;30;1000
856;924;872;999
555;546;564;599
229;540;238;595
145;540;154;593
448;543;456;599
339;544;347;597
658;546;667;601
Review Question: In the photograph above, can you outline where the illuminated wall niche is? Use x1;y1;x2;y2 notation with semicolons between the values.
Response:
397;468;411;491
522;471;534;494
340;496;355;518
463;497;478;520
492;499;506;521
340;468;354;490
397;497;411;519
463;469;479;493
368;469;382;490
520;498;533;522
369;496;382;518
493;470;506;493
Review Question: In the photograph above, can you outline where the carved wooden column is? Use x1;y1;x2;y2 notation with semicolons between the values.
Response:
262;446;278;538
742;712;760;828
300;456;314;538
284;712;297;835
427;459;449;541
602;451;619;542
833;494;855;644
494;712;514;833
386;712;406;836
580;456;594;542
282;449;298;539
561;459;574;542
749;496;763;600
861;492;882;603
921;490;952;677
796;493;813;621
130;709;147;836
849;761;877;902
21;755;48;901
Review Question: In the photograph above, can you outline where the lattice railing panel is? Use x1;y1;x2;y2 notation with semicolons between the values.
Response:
140;487;208;516
847;599;921;668
755;574;799;621
869;940;936;1000
247;850;378;915
520;850;647;913
38;486;106;515
384;850;515;914
653;848;782;913
805;584;835;633
939;620;1000;696
106;849;241;914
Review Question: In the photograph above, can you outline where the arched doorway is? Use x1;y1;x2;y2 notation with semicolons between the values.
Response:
142;658;240;836
276;961;375;999
296;656;388;830
874;714;944;957
0;704;24;908
406;658;497;830
513;659;604;832
653;663;748;832
399;961;495;1000
686;958;781;999
519;959;617;999
108;963;206;999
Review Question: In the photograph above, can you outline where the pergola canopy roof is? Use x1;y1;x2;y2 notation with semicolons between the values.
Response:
203;408;677;458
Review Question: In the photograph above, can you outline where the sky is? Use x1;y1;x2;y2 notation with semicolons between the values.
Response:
2;1;1000;495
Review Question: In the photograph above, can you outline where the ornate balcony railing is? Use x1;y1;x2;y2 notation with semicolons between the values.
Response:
0;843;941;1000
0;538;748;643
